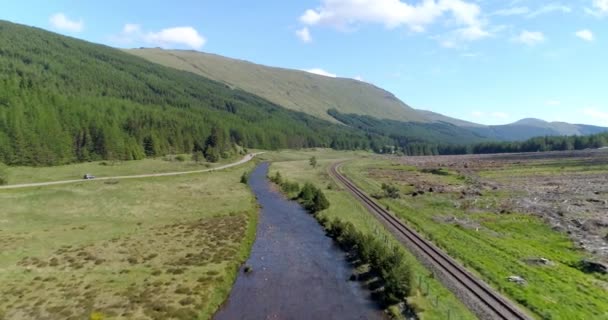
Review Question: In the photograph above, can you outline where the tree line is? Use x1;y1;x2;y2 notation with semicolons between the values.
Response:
400;132;608;156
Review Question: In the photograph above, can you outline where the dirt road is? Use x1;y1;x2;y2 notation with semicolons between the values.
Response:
0;153;260;190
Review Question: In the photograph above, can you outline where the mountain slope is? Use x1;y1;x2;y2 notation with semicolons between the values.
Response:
127;48;427;123
129;49;608;142
0;20;379;166
466;119;608;141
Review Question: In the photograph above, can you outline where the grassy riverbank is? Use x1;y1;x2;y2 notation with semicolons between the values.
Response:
0;161;257;320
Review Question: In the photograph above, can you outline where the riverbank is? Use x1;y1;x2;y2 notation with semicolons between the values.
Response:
214;163;386;320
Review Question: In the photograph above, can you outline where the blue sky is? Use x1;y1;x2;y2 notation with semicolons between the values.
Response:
2;0;608;126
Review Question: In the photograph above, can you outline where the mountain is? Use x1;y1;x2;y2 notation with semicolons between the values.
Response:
127;48;427;123
129;49;608;142
465;118;608;142
0;20;380;166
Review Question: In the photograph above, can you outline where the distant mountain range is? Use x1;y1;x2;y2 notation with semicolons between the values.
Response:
128;49;608;142
418;111;608;141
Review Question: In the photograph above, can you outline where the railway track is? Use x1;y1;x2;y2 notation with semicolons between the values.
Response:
329;163;531;320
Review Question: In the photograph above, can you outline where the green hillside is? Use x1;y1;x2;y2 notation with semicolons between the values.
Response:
127;48;427;123
128;49;608;142
0;20;379;166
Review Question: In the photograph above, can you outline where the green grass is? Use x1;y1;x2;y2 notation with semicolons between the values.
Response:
268;150;476;320
0;162;258;320
4;154;238;185
342;158;608;320
127;49;427;124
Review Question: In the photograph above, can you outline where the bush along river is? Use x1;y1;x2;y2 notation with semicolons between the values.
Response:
214;163;386;320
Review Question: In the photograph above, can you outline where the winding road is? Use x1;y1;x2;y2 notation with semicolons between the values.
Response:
329;162;531;320
0;153;260;190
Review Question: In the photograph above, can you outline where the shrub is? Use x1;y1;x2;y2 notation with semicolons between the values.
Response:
0;162;7;185
327;217;413;307
381;183;400;199
311;189;330;212
175;155;186;162
309;156;317;168
269;171;283;184
240;171;249;184
280;181;300;195
421;168;449;176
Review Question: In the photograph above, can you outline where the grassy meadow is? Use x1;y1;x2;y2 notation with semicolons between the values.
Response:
342;158;608;319
264;149;476;320
3;154;238;185
0;159;258;320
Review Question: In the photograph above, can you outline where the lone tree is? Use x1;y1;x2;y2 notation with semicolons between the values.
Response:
0;162;7;185
309;156;317;168
240;171;249;184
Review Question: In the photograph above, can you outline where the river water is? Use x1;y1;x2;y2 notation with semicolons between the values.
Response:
214;163;385;320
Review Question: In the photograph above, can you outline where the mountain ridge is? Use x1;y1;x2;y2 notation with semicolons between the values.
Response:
128;48;607;141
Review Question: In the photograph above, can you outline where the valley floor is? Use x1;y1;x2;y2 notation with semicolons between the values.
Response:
0;157;257;320
2;149;607;320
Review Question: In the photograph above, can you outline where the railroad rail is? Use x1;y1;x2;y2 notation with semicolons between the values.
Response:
329;163;531;320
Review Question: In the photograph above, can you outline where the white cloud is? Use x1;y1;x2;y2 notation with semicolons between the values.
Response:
545;100;561;106
123;24;141;34
49;13;84;33
299;0;487;37
587;0;608;16
492;7;530;16
111;24;206;50
514;30;545;46
593;0;608;12
296;27;312;43
492;4;570;18
471;111;484;117
304;68;337;78
145;27;206;50
354;75;364;81
455;25;490;41
583;108;608;125
527;4;571;18
575;29;594;41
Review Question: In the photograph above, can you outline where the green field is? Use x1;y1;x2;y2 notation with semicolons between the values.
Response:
0;159;257;320
3;155;238;185
341;158;608;319
264;150;476;320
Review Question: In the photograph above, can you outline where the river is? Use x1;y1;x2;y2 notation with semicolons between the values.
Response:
214;163;386;320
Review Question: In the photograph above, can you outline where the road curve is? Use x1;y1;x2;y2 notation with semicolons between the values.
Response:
329;162;531;320
0;153;262;190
